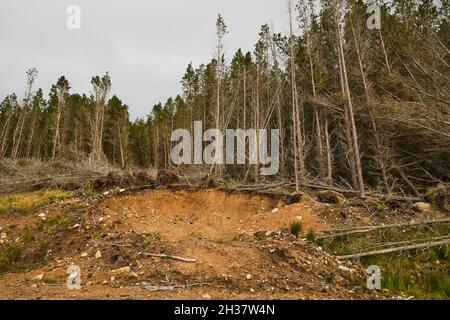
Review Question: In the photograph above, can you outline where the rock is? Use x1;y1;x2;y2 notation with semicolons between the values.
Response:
95;250;102;259
338;265;353;273
201;294;211;300
271;208;279;214
414;202;432;213
250;288;255;293
32;273;44;282
111;266;130;275
80;252;88;257
0;233;7;240
317;190;346;204
246;274;252;280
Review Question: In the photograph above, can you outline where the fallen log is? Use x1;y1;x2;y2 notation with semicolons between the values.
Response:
338;239;450;260
143;253;196;263
140;282;209;291
317;217;450;240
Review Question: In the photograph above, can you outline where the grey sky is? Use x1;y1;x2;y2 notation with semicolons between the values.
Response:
0;0;289;119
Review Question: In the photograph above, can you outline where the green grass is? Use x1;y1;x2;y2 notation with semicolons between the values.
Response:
306;229;316;242
0;190;74;214
317;223;450;299
290;221;302;237
0;243;24;273
39;212;76;233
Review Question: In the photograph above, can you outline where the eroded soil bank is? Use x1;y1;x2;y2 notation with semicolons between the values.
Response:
2;188;438;300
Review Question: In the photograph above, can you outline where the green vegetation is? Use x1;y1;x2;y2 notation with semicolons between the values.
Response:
0;190;74;214
290;221;302;237
39;212;76;233
0;243;23;273
318;223;450;299
306;229;316;242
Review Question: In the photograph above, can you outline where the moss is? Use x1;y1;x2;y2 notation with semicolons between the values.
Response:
0;190;74;214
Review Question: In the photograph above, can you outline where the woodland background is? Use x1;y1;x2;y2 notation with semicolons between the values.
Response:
0;0;449;197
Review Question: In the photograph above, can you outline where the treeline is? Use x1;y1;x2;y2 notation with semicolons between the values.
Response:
0;0;449;196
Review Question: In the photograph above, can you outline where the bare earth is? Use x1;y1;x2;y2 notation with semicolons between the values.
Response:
1;188;429;300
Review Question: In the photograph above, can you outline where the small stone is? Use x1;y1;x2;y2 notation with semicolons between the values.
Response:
201;294;211;300
338;265;352;273
0;233;6;240
271;208;279;214
80;252;88;257
112;266;131;275
103;191;110;195
110;276;115;282
414;202;432;213
246;274;252;280
119;189;126;193
32;273;44;282
250;288;255;293
95;250;102;259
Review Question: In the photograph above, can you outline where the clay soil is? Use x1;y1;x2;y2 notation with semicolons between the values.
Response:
0;188;398;300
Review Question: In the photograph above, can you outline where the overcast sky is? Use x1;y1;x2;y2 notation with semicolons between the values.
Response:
0;0;290;119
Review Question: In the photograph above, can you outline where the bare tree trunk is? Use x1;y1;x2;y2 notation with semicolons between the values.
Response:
351;20;390;194
52;100;63;162
289;0;302;191
336;16;365;197
324;117;333;183
0;112;11;157
379;29;391;74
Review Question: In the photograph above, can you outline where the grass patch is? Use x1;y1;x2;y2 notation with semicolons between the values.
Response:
39;213;76;233
306;229;316;242
0;190;74;214
0;243;24;273
318;223;450;299
290;221;302;237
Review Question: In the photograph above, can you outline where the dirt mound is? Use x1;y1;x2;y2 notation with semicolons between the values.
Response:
92;171;154;191
317;190;346;204
155;170;180;186
0;189;372;299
